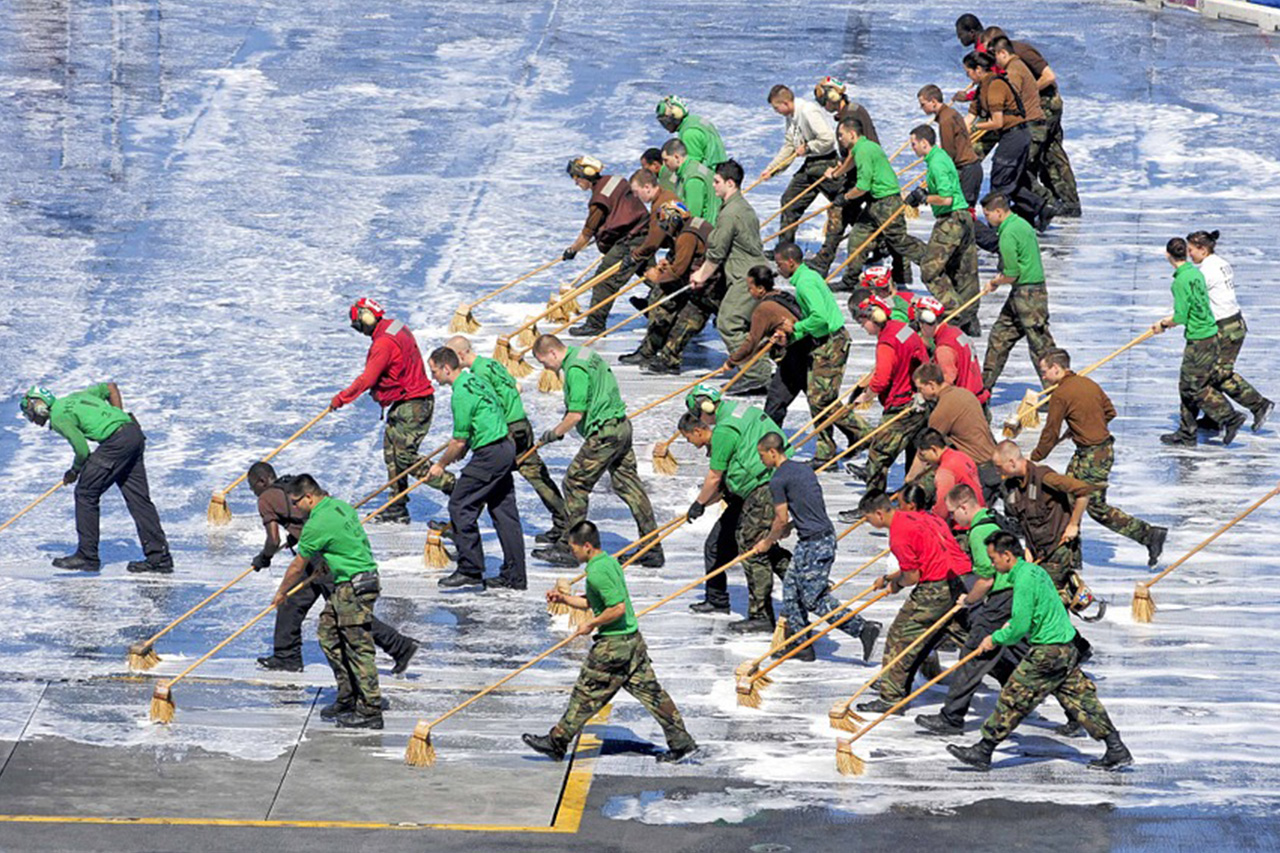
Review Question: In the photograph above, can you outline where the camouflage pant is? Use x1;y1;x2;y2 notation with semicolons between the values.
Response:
982;285;1056;391
778;155;842;245
653;293;717;369
382;397;434;521
1176;335;1236;438
1034;539;1082;591
779;531;864;638
317;580;382;713
1025;120;1054;206
588;234;646;329
1037;92;1080;210
877;578;970;702
1215;315;1269;415
704;484;792;619
636;289;686;359
920;211;980;332
808;200;849;278
864;405;928;495
562;418;657;544
980;642;1116;743
1066;439;1153;546
551;632;695;753
764;330;868;461
839;195;926;290
716;279;774;387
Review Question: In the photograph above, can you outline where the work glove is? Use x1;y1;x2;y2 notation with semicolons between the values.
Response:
686;500;705;522
905;186;928;208
834;193;858;210
540;429;563;446
63;468;79;485
285;533;299;550
251;552;272;571
562;248;577;262
911;392;929;412
618;255;640;277
329;394;344;410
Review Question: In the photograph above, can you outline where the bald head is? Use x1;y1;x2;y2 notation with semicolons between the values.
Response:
992;439;1026;479
445;335;476;367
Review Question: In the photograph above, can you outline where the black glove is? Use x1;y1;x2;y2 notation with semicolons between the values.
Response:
562;248;577;262
834;193;858;210
905;186;928;207
251;552;272;571
687;500;705;522
285;533;299;550
63;468;79;485
540;429;563;446
618;254;640;276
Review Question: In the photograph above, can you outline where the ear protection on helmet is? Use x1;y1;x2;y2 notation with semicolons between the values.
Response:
656;95;688;123
20;385;54;426
566;156;605;181
814;76;846;105
857;294;893;325
349;297;385;332
657;199;691;233
858;264;894;292
911;295;945;325
685;381;722;416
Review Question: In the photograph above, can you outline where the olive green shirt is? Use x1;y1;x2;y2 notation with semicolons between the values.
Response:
923;147;968;217
996;213;1045;285
1170;262;1218;341
48;383;132;469
705;192;767;289
852;137;901;199
584;551;638;636
562;346;627;437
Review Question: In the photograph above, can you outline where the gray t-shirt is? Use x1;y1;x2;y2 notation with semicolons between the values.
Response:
768;459;834;541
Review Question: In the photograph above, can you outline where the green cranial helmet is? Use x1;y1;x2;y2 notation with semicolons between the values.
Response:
656;95;688;129
20;385;55;426
685;382;722;416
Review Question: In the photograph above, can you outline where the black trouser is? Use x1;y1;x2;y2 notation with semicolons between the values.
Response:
272;556;414;665
763;341;813;429
74;421;169;565
703;495;743;610
448;438;526;583
988;125;1043;223
779;153;841;245
958;161;983;208
940;589;1025;725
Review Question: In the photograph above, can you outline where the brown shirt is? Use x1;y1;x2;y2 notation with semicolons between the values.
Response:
631;187;682;263
729;297;798;365
649;228;702;287
837;100;879;146
1001;56;1046;121
971;76;1024;130
929;385;997;464
1012;40;1054;93
935;104;979;167
1031;372;1116;461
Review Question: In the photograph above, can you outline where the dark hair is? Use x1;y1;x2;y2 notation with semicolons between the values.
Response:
775;242;804;264
973;52;998;72
910;124;936;145
988;36;1013;55
987;530;1022;557
980;192;1011;212
858;491;893;515
946;483;978;506
955;13;983;34
916;428;947;452
1186;230;1220;253
757;431;787;452
1040;348;1071;370
767;84;793;103
248;461;277;483
631;168;657;187
898;483;930;511
641;147;663;165
980;26;1007;45
661;138;687;157
747;265;776;291
678;412;707;434
1166;237;1188;261
429;346;460;370
567;520;600;548
962;51;983;70
917;84;944;103
838;116;864;137
532;333;564;357
715;159;744;188
286;473;325;499
913;363;945;386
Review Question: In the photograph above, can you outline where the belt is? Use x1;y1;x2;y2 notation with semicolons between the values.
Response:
1217;312;1243;326
797;530;837;544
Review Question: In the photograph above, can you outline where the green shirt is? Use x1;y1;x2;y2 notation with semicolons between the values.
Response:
966;509;1013;594
705;192;767;289
676;158;720;225
923;147;968;217
997;213;1045;285
790;264;844;341
678;113;728;167
852;137;901;199
295;496;377;584
471;355;525;425
562;346;627;437
657;165;677;194
449;368;509;448
1170;262;1218;341
584;551;638;636
48;383;133;469
991;558;1077;646
709;401;788;498
891;292;911;323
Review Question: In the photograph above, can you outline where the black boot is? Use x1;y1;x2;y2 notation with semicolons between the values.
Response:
859;620;882;661
916;712;965;736
1088;732;1133;771
391;639;420;675
52;553;100;572
257;655;303;672
1146;526;1167;569
521;732;566;761
947;738;996;771
127;559;174;574
689;599;730;615
618;349;650;366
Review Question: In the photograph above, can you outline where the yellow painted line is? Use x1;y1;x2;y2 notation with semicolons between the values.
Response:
0;706;611;833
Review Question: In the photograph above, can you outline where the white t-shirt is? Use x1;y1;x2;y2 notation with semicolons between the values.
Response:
1195;253;1240;322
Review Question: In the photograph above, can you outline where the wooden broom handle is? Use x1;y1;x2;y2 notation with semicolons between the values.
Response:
839;601;966;708
1145;482;1280;588
846;646;986;744
816;406;914;473
830;547;891;593
352;442;448;509
141;567;256;649
761;202;834;244
0;480;65;534
626;364;732;421
760;173;832;229
584;284;694;346
218;407;333;495
467;257;563;312
360;443;449;523
743;152;797;193
545;278;643;338
560;514;690;586
751;587;891;682
825;172;926;284
887;137;911;160
510;262;622;337
1025;327;1159;413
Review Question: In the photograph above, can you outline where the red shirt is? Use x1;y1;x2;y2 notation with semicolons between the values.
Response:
869;320;928;409
931;448;985;518
889;510;972;582
334;318;434;407
932;323;989;403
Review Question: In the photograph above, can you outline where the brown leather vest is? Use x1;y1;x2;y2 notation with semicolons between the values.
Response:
1004;462;1071;553
589;175;648;251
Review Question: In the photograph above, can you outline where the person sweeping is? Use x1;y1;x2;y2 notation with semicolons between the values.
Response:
523;520;698;764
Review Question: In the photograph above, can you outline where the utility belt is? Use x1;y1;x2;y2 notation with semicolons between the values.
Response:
585;417;625;439
1216;312;1243;329
803;150;839;166
341;571;380;596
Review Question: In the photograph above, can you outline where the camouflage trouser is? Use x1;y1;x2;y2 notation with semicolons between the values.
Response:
808;330;871;461
382;397;434;521
980;642;1116;743
864;405;928;495
654;292;717;369
779;531;865;639
778;155;842;246
1215;315;1269;415
636;289;687;359
877;578;970;702
920;211;980;333
317;580;382;713
562;418;657;544
704;484;792;619
587;235;646;330
1038;92;1080;210
982;285;1056;391
716;279;774;388
1176;335;1236;438
809;199;850;278
551;632;695;753
1066;439;1153;546
1033;539;1082;591
1026;119;1055;206
840;195;926;290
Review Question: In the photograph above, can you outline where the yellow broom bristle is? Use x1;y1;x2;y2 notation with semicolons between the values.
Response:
736;677;762;709
493;336;513;362
424;532;451;569
538;367;563;393
835;738;866;776
149;685;175;724
845;708;868;725
1001;416;1023;440
405;722;436;767
1131;583;1156;623
562;292;581;315
547;577;572;616
733;661;754;680
652;442;679;476
1017;389;1042;428
829;704;860;733
127;643;160;672
567;603;591;626
515;321;538;350
449;306;481;334
769;618;789;654
206;491;231;525
903;204;919;220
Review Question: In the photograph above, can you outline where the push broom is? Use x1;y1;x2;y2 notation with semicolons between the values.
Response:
741;151;797;194
449;256;563;334
0;480;66;536
207;407;333;525
545;515;688;616
494;261;622;377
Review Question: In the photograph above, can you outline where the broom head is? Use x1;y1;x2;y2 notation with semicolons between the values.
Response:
736;675;762;709
903;202;919;220
845;706;868;725
206;490;232;525
508;353;535;378
561;290;582;316
1017;388;1042;428
1131;582;1156;623
567;602;592;627
424;531;452;569
546;299;570;324
538;367;563;393
405;721;436;767
449;304;481;334
547;577;572;616
1001;414;1024;440
494;336;514;364
127;642;160;672
835;738;866;776
768;617;789;654
829;701;860;733
652;439;679;476
515;319;539;350
149;683;175;724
